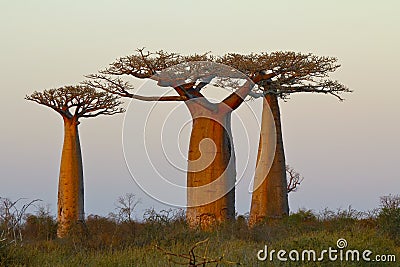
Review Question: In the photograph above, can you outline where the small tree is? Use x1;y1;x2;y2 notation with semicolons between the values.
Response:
26;86;124;237
110;193;140;223
286;165;304;193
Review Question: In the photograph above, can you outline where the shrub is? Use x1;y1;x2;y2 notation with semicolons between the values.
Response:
378;194;400;244
23;205;57;241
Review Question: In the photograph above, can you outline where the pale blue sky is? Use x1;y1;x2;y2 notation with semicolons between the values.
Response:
1;1;399;217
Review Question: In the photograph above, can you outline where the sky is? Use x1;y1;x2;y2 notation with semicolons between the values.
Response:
1;1;399;218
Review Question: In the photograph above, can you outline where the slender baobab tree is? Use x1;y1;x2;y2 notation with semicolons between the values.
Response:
26;86;124;237
85;50;272;228
219;52;351;226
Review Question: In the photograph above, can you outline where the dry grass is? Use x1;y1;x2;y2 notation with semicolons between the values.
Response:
1;196;400;266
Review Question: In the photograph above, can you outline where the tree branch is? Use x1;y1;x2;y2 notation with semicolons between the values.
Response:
84;74;188;102
221;72;276;111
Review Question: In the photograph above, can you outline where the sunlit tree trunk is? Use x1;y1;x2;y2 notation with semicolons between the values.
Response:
249;95;288;226
57;116;84;238
185;101;236;228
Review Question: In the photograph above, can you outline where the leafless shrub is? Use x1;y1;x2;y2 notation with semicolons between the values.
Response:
0;197;41;244
143;208;184;225
109;193;140;223
286;165;304;193
318;206;365;221
380;194;400;210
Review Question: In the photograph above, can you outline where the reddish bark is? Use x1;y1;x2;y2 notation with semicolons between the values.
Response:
57;117;84;237
185;100;236;228
249;95;289;226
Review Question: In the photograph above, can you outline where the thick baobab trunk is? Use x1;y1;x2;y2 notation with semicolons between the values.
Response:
185;102;236;228
57;117;85;238
249;95;288;226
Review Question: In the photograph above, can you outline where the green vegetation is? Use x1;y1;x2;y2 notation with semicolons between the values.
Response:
1;196;399;266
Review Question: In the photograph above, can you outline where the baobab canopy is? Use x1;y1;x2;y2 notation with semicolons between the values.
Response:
26;85;124;120
217;52;351;100
86;50;350;102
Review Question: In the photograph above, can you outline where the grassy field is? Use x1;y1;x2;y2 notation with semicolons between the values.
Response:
1;199;400;266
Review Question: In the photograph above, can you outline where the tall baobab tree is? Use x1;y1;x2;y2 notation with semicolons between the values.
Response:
26;86;123;237
219;52;351;226
86;50;272;228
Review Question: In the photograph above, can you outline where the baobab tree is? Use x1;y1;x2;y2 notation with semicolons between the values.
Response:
85;50;273;228
26;86;123;237
219;52;351;226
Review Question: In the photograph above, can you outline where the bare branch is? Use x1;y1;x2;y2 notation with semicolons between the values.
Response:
221;72;276;111
155;238;240;266
84;74;187;102
0;197;42;243
102;49;183;78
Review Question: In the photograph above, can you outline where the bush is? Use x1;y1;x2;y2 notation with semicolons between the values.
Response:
2;195;400;266
23;205;57;242
288;209;317;223
378;195;400;244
